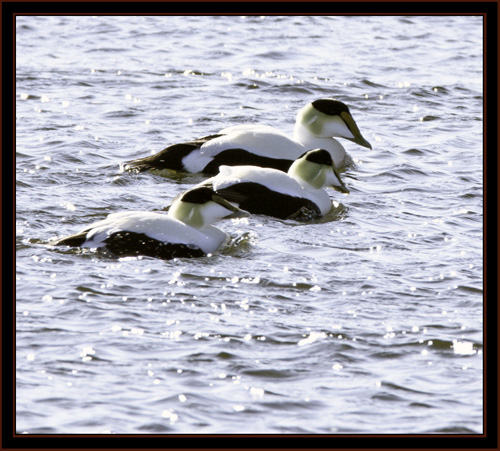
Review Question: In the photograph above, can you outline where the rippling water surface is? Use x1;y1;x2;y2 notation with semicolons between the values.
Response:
16;15;483;434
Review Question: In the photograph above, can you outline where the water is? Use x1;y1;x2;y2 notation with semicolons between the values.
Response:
15;15;483;434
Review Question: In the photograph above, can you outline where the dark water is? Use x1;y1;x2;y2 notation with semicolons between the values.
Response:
16;15;483;434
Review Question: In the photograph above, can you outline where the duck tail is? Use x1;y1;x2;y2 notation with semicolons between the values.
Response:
124;134;223;173
50;231;88;247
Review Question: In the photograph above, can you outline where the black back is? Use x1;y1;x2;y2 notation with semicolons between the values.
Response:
203;148;293;175
216;183;321;220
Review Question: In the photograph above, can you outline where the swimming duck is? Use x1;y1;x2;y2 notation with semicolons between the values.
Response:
195;149;349;221
50;187;249;259
125;98;371;175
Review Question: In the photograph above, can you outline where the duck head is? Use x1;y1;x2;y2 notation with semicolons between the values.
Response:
294;98;372;150
289;149;349;193
169;187;249;228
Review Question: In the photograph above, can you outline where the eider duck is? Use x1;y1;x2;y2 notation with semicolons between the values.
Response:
50;187;249;259
195;149;349;221
125;98;371;175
